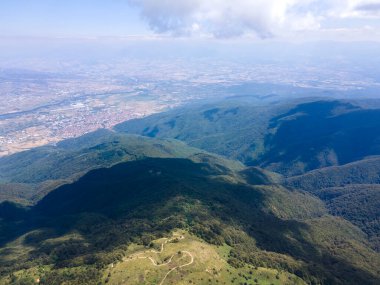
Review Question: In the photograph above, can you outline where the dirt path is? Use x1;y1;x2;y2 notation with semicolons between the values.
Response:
123;234;194;285
158;250;194;285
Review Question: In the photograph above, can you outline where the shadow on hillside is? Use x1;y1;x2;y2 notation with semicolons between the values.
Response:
259;102;380;176
0;158;379;284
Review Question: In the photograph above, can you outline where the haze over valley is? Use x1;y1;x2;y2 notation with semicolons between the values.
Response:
1;40;380;156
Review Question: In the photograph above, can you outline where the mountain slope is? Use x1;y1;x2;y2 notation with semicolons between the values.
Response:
114;101;286;163
320;184;380;251
0;130;242;204
1;154;379;285
287;157;380;251
113;98;380;256
1;99;380;284
115;99;380;176
261;101;380;175
286;157;380;191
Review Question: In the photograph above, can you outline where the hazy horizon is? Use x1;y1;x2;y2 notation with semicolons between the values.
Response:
1;1;380;156
1;1;380;82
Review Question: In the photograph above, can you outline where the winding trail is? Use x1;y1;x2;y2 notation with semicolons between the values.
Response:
158;250;194;285
123;234;194;285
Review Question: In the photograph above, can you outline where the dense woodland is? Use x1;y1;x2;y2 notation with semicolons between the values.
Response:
1;99;380;284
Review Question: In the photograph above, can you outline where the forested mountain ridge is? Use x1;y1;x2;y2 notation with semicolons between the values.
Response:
114;101;282;163
286;157;380;251
0;130;242;205
114;98;380;256
286;157;380;191
261;101;380;175
115;99;380;176
1;98;380;284
1;153;379;285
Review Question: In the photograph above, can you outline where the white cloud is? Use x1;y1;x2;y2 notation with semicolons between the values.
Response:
128;0;380;40
349;0;380;17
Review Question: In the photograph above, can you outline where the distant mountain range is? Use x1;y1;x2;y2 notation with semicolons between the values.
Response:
115;100;380;176
1;98;379;285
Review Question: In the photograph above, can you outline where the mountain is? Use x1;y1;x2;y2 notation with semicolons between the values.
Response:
114;98;380;264
319;184;380;251
115;100;380;176
114;101;287;163
260;101;380;175
1;148;379;285
1;98;380;284
286;157;380;191
287;157;380;251
0;130;242;205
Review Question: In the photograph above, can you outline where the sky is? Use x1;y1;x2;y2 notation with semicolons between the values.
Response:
1;0;380;41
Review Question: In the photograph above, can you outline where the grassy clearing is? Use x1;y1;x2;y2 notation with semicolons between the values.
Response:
105;230;305;285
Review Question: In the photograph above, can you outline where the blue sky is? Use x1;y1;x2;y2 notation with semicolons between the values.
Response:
1;0;380;41
0;0;149;37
